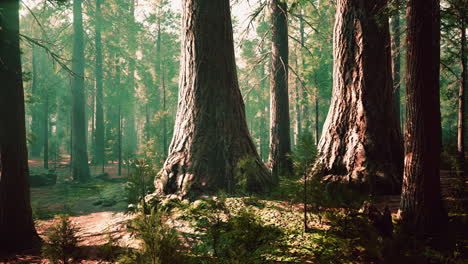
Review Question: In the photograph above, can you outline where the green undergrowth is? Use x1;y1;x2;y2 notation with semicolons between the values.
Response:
31;176;127;220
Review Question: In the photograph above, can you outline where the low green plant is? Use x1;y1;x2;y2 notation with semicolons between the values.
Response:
99;229;122;262
119;205;185;264
42;214;80;264
125;159;156;210
219;209;283;263
235;155;261;194
188;196;229;258
188;198;282;263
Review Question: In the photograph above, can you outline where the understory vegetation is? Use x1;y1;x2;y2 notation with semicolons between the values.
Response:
29;137;467;264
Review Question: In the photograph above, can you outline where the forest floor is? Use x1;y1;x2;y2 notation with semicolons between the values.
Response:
0;159;466;263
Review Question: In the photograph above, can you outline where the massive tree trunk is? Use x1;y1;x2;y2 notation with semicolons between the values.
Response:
399;0;448;237
391;5;402;129
0;0;41;251
269;0;293;180
155;0;271;199
94;0;105;168
71;0;90;181
313;0;403;194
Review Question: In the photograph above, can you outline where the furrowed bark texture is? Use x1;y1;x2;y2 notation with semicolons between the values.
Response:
269;0;293;181
399;0;447;236
155;0;271;199
71;0;90;181
314;0;403;194
0;0;41;251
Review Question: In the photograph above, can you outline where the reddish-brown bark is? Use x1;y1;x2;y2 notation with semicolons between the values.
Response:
155;0;271;199
0;0;41;251
313;0;403;194
399;0;448;236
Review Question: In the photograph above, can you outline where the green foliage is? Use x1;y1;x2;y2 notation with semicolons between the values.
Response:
290;133;317;177
42;215;80;264
217;209;283;263
186;197;282;263
125;159;156;210
119;206;185;264
235;156;260;194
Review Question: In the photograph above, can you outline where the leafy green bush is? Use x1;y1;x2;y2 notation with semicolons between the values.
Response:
235;156;260;194
290;133;317;178
187;198;282;263
218;209;283;263
42;215;80;264
119;206;186;264
125;159;156;210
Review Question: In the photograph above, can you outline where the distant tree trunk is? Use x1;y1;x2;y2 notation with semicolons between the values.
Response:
313;0;403;194
0;0;41;251
294;57;301;148
314;93;319;145
30;44;42;158
399;0;448;236
299;9;310;136
155;0;271;199
162;59;168;158
126;0;137;155
116;61;122;176
458;15;466;173
94;0;105;168
269;0;293;181
43;94;49;169
391;4;402;129
71;0;90;181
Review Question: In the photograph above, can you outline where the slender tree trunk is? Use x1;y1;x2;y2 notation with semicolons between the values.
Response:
162;59;168;158
399;0;447;237
43;94;49;169
155;0;271;199
94;0;105;168
269;0;293;181
299;9;310;136
391;4;401;130
71;0;90;181
458;17;466;173
126;0;137;155
0;0;41;250
30;44;42;158
313;0;403;194
294;57;301;147
314;94;319;145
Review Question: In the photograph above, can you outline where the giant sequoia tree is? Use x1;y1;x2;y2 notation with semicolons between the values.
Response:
269;0;293;180
0;0;40;250
313;0;403;194
399;0;448;236
155;0;271;199
71;0;90;181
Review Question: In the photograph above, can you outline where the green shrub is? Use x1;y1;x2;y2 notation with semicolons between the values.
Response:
120;206;186;264
219;209;283;263
188;198;282;263
235;156;260;194
125;159;156;210
42;215;80;264
290;133;317;178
